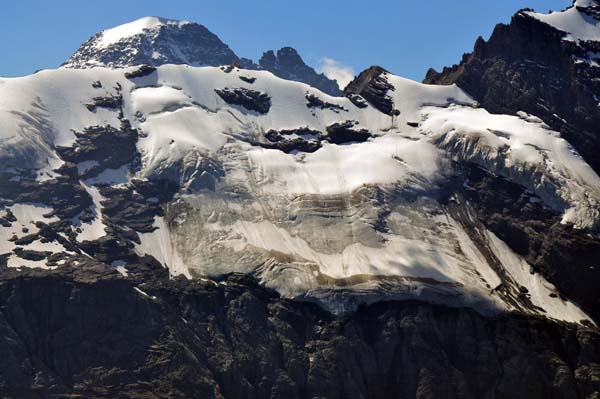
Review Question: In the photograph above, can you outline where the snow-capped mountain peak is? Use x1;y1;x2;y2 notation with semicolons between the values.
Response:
96;16;193;48
62;16;241;69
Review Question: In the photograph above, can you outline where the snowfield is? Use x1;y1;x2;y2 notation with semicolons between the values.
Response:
0;64;599;325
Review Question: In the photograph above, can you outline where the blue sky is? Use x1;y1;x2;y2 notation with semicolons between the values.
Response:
1;0;571;80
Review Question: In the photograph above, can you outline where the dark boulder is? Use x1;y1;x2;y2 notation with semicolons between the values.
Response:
124;64;157;79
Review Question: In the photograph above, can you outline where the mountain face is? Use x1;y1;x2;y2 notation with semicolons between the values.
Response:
425;0;600;175
1;7;600;398
63;17;341;96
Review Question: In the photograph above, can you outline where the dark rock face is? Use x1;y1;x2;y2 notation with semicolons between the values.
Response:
344;66;400;116
459;164;600;322
239;75;257;84
215;88;272;114
424;8;600;173
259;47;342;96
259;122;372;154
0;264;598;399
85;94;122;111
0;166;92;222
56;122;138;180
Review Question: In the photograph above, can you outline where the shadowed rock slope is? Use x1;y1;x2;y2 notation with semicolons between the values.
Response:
0;263;599;399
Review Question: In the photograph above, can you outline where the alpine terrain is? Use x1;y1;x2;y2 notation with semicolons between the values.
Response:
0;3;600;398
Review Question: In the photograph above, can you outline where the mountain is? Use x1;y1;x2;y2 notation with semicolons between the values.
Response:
259;47;342;96
63;17;342;95
425;0;600;174
62;17;244;69
1;6;600;398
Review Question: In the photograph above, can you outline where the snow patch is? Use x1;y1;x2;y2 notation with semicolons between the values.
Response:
85;165;129;185
111;260;129;277
76;183;107;242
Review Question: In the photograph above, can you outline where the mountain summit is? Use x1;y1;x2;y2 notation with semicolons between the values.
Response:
62;17;243;69
63;16;342;95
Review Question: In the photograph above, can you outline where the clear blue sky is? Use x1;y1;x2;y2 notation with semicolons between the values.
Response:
1;0;571;80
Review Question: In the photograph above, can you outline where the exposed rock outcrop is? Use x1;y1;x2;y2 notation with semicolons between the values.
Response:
215;88;272;114
344;66;400;116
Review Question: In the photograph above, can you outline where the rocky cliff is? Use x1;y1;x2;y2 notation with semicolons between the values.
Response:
1;263;599;398
425;0;600;174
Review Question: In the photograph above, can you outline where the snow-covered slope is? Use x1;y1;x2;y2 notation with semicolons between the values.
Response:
525;0;600;42
0;64;598;325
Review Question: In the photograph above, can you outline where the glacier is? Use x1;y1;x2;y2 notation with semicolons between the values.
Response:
0;64;598;325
